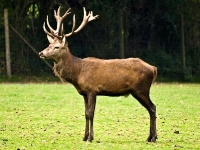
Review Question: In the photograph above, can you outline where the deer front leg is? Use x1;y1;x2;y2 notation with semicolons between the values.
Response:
88;94;96;142
83;95;89;141
83;93;96;142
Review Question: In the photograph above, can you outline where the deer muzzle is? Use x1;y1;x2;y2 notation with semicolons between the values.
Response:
39;52;46;59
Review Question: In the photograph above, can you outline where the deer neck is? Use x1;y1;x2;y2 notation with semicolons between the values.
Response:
53;47;82;83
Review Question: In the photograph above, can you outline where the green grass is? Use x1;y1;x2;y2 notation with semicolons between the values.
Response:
0;83;200;149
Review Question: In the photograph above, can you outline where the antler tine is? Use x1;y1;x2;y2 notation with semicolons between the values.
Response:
64;14;76;37
46;16;55;34
61;23;64;35
88;10;98;22
55;6;61;17
72;7;99;34
54;7;71;35
43;22;53;37
44;6;71;37
62;8;71;19
43;22;62;39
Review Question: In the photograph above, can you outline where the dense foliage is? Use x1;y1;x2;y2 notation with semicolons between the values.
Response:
0;0;200;80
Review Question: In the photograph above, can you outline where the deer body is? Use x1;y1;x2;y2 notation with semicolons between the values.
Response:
56;54;156;96
39;7;157;142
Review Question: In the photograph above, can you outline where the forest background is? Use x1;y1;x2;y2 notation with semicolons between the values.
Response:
0;0;200;81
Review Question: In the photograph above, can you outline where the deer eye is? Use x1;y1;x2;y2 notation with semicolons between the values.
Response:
54;46;59;49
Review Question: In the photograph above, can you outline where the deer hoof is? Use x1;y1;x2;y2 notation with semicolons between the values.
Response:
88;136;94;142
83;136;88;141
146;135;157;142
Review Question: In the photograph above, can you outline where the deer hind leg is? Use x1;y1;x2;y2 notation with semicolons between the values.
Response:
132;91;157;142
83;93;96;142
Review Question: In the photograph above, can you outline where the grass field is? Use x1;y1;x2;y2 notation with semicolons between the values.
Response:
0;83;200;149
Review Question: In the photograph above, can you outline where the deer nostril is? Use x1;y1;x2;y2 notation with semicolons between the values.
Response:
39;52;43;56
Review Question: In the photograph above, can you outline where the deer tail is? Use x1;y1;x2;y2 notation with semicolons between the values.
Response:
152;66;157;83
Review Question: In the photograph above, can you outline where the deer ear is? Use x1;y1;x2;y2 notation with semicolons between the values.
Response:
47;35;54;44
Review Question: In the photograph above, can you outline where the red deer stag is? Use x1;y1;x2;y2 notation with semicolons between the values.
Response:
39;6;157;142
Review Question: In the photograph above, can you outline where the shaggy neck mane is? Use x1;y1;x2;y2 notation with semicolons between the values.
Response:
53;47;82;84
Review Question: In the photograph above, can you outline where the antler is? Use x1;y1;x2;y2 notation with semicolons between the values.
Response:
43;6;71;38
43;6;98;39
64;7;99;37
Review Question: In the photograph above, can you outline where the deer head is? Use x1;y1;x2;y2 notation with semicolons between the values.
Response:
39;6;98;62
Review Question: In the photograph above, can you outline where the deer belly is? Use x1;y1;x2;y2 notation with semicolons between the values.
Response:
96;80;132;96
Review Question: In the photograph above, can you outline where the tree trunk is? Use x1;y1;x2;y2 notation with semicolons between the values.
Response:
181;14;186;73
119;9;124;58
4;8;11;78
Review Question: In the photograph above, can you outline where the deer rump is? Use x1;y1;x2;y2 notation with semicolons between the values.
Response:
56;57;157;97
